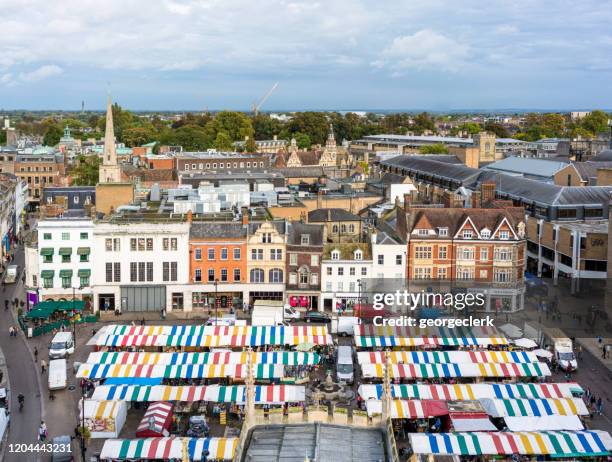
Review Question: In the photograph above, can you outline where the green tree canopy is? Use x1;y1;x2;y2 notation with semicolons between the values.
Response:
43;124;63;146
213;131;233;151
580;110;609;135
70;155;102;186
419;143;448;154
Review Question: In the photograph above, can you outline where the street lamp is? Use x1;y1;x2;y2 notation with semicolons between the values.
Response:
80;380;86;461
214;279;219;325
357;279;362;307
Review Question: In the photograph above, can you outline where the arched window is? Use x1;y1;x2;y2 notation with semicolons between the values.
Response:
269;268;283;283
341;224;347;233
332;224;339;233
331;250;340;260
348;224;355;233
250;268;264;283
354;249;363;260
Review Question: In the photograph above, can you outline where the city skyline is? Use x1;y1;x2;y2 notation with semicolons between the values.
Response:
1;0;612;110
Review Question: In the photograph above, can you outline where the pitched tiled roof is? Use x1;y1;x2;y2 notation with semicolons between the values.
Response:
308;208;361;222
287;221;324;246
190;222;247;239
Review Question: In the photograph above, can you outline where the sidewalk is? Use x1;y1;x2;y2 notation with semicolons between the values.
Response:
577;337;612;372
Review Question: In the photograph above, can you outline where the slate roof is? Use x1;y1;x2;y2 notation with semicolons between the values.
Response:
189;222;247;239
591;149;612;162
381;156;482;183
483;157;570;178
308;208;361;222
286;221;324;246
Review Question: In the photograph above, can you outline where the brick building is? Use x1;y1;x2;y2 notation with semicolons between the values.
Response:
285;222;324;310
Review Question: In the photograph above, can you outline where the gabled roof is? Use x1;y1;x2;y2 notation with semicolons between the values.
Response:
287;221;324;246
308;208;361;222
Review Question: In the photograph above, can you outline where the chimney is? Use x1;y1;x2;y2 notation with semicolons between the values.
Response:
403;193;412;208
394;195;401;208
186;210;193;223
317;190;323;209
327;209;331;222
370;227;378;244
242;208;249;226
471;191;482;208
481;181;496;205
273;135;278;141
89;206;97;219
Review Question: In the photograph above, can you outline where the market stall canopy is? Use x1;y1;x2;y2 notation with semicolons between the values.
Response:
25;299;85;319
505;415;584;431
408;430;612;456
360;361;550;379
365;399;448;418
91;325;332;347
450;414;497;432
76;363;283;380
82;400;123;420
357;350;538;365
91;384;306;404
479;398;589;417
513;338;538;349
86;351;320;366
100;437;238;461
357;383;581;401
533;348;553;359
135;402;173;438
354;324;507;348
498;323;523;339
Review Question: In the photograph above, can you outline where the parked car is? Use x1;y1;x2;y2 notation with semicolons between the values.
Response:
303;311;331;324
51;435;73;462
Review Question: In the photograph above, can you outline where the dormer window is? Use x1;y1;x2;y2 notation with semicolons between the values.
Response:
354;249;363;260
499;230;510;240
481;229;491;239
417;229;428;236
331;250;340;260
438;228;448;237
300;234;310;245
462;230;473;239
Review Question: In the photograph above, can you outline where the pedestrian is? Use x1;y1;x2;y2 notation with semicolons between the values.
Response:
577;345;583;360
40;359;46;374
597;397;603;416
8;326;14;337
34;346;38;362
602;346;606;359
38;421;48;441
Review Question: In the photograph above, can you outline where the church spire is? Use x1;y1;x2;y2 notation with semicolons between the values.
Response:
103;95;117;166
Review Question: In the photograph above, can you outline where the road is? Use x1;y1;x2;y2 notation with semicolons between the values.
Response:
0;243;43;461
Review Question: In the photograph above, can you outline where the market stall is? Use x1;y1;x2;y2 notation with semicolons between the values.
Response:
91;384;306;404
365;399;448;419
135;402;173;437
99;437;238;461
408;430;612;457
357;350;538;365
81;399;127;438
357;382;582;401
360;361;550;380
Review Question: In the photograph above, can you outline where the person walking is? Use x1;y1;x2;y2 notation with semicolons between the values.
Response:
40;359;46;374
34;346;38;362
38;421;48;441
597;397;603;416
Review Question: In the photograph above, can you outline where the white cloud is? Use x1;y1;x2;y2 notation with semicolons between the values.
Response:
18;64;63;82
374;29;470;73
495;24;519;35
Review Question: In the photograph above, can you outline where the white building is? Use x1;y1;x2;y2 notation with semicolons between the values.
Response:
36;217;94;300
91;220;190;313
169;182;251;214
320;243;372;312
371;230;406;282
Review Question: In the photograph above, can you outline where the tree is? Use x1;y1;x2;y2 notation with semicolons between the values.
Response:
540;113;565;137
43;125;62;146
288;112;329;145
293;132;311;149
122;126;155;147
211;111;254;142
214;131;233;151
251;114;282;140
483;122;509;138
168;125;212;151
452;122;481;136
419;143;448;154
245;136;257;153
71;155;102;186
412;112;436;134
580;110;609;135
0;130;6;145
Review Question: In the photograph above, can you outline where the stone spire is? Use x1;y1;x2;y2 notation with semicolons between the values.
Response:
98;94;122;183
326;123;335;147
103;95;117;166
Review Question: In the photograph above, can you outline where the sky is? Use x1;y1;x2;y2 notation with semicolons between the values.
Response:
1;0;611;111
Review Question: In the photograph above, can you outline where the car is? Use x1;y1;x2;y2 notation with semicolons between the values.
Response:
51;435;73;462
303;311;331;323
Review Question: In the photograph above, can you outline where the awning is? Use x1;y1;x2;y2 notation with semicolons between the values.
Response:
83;400;122;419
78;269;91;277
77;247;91;255
59;269;73;278
360;362;550;379
91;384;305;404
357;383;581;401
353;325;508;347
94;325;333;347
479;397;589;417
408;430;612;456
77;363;284;380
86;351;320;366
40;270;55;278
505;415;584;431
450;414;497;431
40;248;54;256
58;247;72;256
100;437;238;461
365;399;448;418
357;350;538;365
136;402;173;437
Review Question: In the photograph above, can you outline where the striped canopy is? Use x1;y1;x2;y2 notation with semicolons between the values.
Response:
76;363;283;380
93;325;332;347
360;362;550;379
365;399;449;418
91;384;306;404
136;402;173;435
83;400;122;419
479;398;589;417
353;325;507;348
358;383;580;401
408;431;612;456
86;351;319;366
100;437;237;461
357;350;538;365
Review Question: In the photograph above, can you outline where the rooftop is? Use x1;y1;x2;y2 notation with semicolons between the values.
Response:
483;157;570;178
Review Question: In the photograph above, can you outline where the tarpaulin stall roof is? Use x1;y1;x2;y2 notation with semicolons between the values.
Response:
450;414;497;431
100;437;238;461
135;402;173;437
357;382;579;401
92;325;332;347
504;416;584;431
479;397;589;417
357;350;538;365
86;351;320;366
360;362;550;379
76;363;283;380
91;384;306;404
408;430;612;456
365;399;448;418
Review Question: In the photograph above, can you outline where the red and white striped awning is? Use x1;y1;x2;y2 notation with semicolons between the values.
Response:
136;402;173;436
100;437;237;460
365;399;449;418
360;362;550;379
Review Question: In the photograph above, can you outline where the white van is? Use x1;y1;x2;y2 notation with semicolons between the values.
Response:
48;359;67;390
49;332;75;359
336;346;354;384
332;317;361;336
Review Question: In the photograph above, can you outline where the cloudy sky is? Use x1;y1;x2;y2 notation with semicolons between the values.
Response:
1;0;611;110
